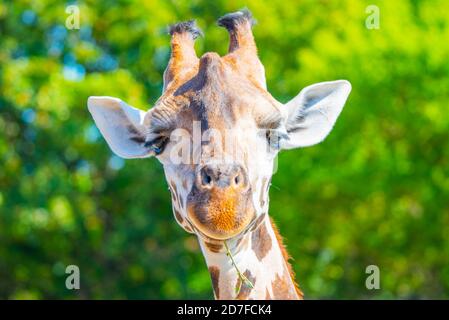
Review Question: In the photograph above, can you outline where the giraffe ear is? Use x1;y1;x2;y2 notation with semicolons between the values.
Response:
87;96;153;159
281;80;351;149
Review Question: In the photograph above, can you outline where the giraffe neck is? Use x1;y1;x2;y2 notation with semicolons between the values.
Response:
197;214;303;300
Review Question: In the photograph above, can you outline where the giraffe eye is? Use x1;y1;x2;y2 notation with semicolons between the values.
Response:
265;130;281;150
145;136;169;155
265;129;289;151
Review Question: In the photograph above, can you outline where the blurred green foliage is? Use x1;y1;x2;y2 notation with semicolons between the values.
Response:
1;0;449;299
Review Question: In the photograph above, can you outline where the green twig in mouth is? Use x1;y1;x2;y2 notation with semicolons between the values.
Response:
224;240;254;295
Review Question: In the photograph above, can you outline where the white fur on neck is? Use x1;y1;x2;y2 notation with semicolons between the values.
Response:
198;215;300;300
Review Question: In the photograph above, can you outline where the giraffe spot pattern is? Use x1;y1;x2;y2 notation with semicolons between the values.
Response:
173;208;184;225
235;270;256;300
204;241;223;253
209;266;220;299
169;180;185;210
265;288;272;300
270;218;304;299
271;267;298;300
251;220;272;261
178;194;184;209
184;224;193;233
250;213;266;232
169;180;178;202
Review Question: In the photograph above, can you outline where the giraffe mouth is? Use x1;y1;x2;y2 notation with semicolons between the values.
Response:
186;187;256;240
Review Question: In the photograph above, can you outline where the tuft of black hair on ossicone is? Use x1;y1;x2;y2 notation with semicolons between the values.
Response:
217;8;256;31
168;20;203;39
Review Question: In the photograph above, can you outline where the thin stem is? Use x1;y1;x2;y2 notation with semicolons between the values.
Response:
224;240;254;295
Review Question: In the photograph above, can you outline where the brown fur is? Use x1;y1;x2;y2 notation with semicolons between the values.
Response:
209;266;220;299
265;288;272;300
169;181;178;203
250;213;266;232
164;23;200;91
184;224;193;233
251;221;272;261
270;217;304;299
271;268;298;300
174;209;184;225
204;241;223;253
235;270;256;300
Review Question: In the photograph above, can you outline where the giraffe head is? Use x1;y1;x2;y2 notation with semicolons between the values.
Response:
88;10;351;242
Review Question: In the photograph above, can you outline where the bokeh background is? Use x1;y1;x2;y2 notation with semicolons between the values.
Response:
1;0;449;299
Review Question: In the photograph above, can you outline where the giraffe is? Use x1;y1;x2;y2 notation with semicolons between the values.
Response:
87;9;351;300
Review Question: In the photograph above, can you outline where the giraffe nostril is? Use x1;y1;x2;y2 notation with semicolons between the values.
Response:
201;169;213;186
233;173;241;186
198;164;247;189
232;166;247;188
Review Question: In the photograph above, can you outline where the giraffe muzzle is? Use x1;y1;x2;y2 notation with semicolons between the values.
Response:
187;163;255;240
196;164;248;190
